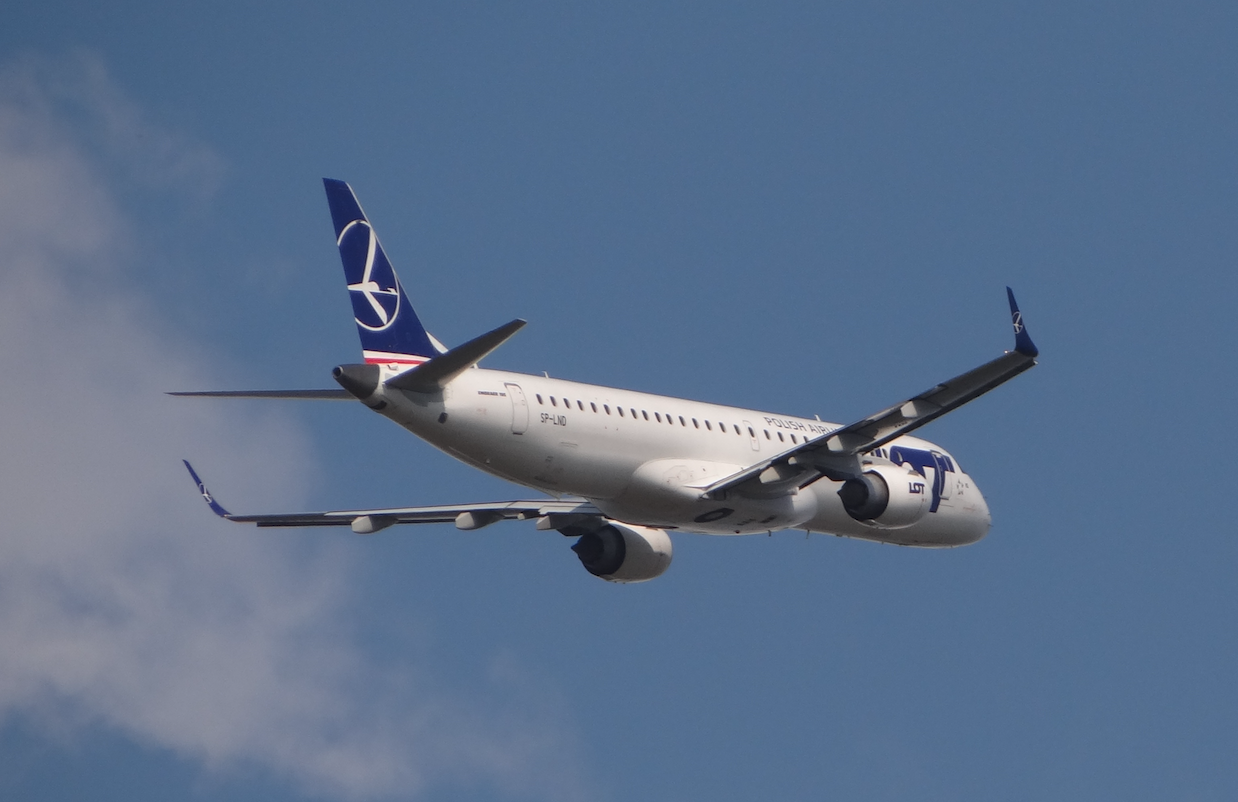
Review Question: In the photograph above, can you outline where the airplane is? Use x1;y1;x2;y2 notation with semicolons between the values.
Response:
176;178;1039;583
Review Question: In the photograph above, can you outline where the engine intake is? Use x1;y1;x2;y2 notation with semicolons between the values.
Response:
571;523;673;583
838;463;929;529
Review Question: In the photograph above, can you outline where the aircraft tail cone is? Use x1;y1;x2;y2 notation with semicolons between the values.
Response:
333;363;380;400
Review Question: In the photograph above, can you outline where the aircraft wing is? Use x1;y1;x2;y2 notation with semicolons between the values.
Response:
183;461;602;533
699;288;1039;497
168;389;352;399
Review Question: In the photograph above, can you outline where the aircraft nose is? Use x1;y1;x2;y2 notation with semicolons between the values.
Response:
967;483;993;543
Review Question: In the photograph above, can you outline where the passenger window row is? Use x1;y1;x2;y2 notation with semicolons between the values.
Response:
530;392;805;445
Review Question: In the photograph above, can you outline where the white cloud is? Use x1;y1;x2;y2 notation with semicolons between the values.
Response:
0;55;587;801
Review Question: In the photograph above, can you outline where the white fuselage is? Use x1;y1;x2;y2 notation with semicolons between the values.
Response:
367;367;992;547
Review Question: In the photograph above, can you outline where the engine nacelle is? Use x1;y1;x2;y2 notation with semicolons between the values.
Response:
837;463;929;529
571;523;673;583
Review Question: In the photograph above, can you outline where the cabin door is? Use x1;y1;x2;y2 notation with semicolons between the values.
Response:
505;383;528;434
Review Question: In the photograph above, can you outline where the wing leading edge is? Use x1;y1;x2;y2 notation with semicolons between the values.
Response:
699;288;1039;497
182;461;602;534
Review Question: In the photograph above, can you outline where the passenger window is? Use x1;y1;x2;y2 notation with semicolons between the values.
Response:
536;394;543;404
550;397;557;407
734;425;741;435
692;418;699;428
777;432;784;442
655;412;662;423
631;408;637;418
764;430;770;439
604;404;610;414
617;407;624;417
791;434;798;444
705;421;712;430
679;416;686;426
590;402;597;412
642;410;649;421
748;427;755;438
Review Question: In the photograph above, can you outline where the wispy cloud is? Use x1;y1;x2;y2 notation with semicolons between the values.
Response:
0;55;587;801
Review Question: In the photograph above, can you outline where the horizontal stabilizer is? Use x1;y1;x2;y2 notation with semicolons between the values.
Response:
385;318;526;393
168;389;352;400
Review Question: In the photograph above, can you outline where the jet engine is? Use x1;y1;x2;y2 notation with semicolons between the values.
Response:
571;523;673;583
837;463;929;529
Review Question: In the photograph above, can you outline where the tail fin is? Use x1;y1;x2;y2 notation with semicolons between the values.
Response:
323;178;441;365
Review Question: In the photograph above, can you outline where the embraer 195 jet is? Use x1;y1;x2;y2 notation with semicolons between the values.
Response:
178;179;1039;583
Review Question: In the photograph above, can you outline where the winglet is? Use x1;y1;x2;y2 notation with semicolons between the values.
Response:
1006;287;1038;358
182;460;231;518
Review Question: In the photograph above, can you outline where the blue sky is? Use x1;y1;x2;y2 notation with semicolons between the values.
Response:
1;3;1236;800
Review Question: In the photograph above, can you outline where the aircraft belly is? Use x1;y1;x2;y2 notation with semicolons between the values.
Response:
592;458;819;534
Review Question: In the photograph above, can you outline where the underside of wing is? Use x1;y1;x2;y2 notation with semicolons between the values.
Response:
182;460;674;582
810;347;1036;455
700;288;1039;497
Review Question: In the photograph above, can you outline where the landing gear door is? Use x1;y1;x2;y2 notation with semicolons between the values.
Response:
505;383;528;435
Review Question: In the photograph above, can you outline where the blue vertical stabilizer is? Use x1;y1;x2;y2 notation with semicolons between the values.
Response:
323;178;438;364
